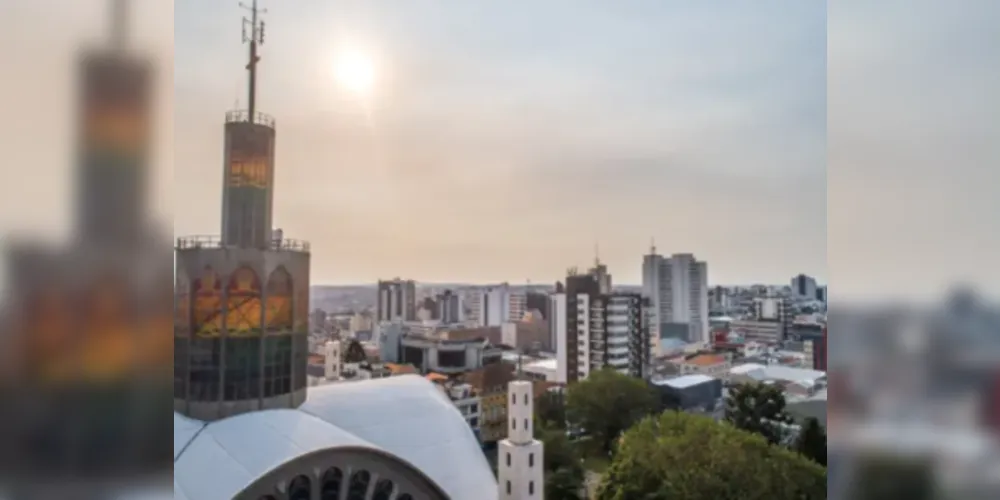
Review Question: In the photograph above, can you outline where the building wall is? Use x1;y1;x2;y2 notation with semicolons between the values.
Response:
550;294;568;384
642;252;709;346
656;378;723;412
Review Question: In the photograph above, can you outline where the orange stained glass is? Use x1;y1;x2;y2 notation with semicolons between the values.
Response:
265;267;293;330
226;267;262;335
228;157;268;188
193;267;222;337
85;107;147;153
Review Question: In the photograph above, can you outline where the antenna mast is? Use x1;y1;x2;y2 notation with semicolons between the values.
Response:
240;0;267;123
109;0;128;50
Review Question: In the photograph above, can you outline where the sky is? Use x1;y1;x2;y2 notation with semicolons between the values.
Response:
171;0;828;286
10;1;996;297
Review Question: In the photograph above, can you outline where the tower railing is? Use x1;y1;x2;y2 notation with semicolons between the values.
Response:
175;234;309;253
225;109;276;128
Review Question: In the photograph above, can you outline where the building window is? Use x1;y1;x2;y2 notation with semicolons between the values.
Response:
524;393;528;405
512;418;516;430
524;418;529;431
506;452;511;466
511;393;516;405
506;481;511;494
529;481;534;495
529;453;534;467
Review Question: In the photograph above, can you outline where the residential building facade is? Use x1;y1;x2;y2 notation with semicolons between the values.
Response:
642;249;710;350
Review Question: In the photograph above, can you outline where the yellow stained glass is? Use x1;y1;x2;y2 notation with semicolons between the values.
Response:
228;158;268;188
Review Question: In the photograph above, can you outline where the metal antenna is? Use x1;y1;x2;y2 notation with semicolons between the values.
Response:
239;0;267;123
110;0;128;50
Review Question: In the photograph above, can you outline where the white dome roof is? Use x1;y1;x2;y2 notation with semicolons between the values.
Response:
173;375;497;500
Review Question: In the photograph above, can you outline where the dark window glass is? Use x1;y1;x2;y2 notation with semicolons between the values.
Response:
371;479;394;500
188;337;221;401
321;466;343;500
346;469;370;500
288;475;310;500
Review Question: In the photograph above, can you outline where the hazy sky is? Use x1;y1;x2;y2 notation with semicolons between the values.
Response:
2;1;997;299
172;0;827;286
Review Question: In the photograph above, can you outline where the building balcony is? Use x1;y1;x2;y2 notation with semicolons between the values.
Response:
175;235;310;253
225;109;276;129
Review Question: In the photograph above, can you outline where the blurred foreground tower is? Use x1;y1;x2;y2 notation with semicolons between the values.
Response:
173;0;311;421
5;0;168;382
1;0;172;480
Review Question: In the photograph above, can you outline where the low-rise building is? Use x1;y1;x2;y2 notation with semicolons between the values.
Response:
427;376;483;440
462;363;517;443
651;374;723;413
521;358;558;382
675;353;732;379
399;334;491;374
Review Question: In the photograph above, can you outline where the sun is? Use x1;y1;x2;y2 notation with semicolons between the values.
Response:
334;49;375;95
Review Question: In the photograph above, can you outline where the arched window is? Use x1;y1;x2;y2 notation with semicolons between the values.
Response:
288;475;311;500
346;469;371;500
371;478;395;500
321;466;343;500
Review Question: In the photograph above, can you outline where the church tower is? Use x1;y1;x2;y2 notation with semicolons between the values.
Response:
498;381;545;499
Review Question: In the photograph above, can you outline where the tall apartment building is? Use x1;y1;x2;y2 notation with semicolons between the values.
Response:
791;274;818;300
552;272;650;383
642;249;709;350
436;289;464;324
751;295;792;340
376;278;417;322
469;284;526;327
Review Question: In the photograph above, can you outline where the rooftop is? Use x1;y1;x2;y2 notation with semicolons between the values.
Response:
730;363;826;385
174;375;495;500
654;374;716;389
684;354;727;366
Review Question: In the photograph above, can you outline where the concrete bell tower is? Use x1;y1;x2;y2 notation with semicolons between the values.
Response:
498;380;544;499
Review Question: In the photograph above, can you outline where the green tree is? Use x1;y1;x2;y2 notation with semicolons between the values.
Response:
342;339;367;363
535;390;568;429
597;411;826;500
849;453;937;500
565;368;658;456
547;467;585;500
794;417;827;466
537;425;585;500
724;382;795;445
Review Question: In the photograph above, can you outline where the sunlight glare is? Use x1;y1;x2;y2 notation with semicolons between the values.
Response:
334;49;375;95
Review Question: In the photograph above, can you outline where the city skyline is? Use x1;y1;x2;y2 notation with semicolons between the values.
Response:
175;0;826;286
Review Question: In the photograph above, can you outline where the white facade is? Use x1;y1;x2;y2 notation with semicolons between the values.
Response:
549;293;568;383
642;251;709;350
498;381;544;500
576;293;592;381
174;375;498;500
324;340;342;380
472;284;527;327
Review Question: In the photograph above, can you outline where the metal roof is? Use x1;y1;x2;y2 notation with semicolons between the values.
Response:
173;375;496;500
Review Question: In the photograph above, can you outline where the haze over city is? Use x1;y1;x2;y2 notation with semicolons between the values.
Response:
174;0;826;286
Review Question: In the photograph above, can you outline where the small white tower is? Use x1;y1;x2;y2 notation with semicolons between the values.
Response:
498;380;544;499
324;340;342;380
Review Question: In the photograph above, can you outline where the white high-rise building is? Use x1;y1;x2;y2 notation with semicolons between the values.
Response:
642;247;709;351
498;380;544;500
548;294;568;383
471;284;526;327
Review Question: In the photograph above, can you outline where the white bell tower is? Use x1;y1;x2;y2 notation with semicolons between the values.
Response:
498;380;544;499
